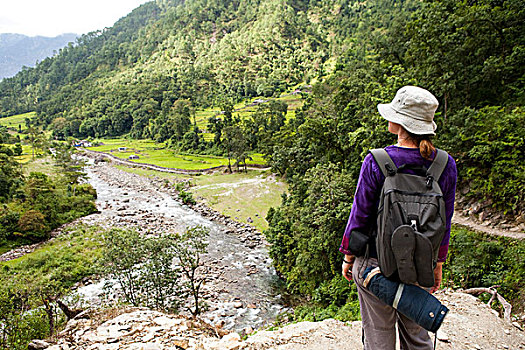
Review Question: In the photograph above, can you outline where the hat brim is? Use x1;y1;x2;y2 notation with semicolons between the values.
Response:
378;103;436;136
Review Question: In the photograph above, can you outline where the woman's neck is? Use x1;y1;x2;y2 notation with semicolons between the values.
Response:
396;137;418;148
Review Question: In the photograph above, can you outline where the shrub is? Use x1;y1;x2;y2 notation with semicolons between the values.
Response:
102;226;209;314
179;189;196;205
437;106;525;214
13;143;23;156
17;210;48;241
0;285;50;350
444;226;525;312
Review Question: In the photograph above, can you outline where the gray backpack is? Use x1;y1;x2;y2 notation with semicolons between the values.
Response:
370;148;449;288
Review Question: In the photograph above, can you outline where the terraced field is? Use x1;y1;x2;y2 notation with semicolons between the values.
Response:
0;112;34;131
86;138;266;170
194;91;306;141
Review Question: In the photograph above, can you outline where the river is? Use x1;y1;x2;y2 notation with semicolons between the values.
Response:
75;159;286;331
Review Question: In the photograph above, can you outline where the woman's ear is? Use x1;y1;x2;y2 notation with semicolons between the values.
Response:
388;121;400;135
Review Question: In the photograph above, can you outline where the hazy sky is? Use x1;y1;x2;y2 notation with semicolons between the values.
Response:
0;0;152;37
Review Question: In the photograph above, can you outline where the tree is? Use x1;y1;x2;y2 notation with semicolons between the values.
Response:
0;152;23;202
140;234;182;311
403;0;525;113
223;125;249;172
102;228;148;306
102;227;210;314
50;117;67;140
175;225;209;316
207;116;224;145
53;142;87;188
0;277;50;350
25;126;47;160
244;100;287;153
0;126;9;143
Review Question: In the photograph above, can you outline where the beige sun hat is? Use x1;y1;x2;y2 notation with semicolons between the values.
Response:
377;86;439;135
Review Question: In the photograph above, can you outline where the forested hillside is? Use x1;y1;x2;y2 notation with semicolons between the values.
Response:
0;0;365;138
0;0;523;321
264;0;525;316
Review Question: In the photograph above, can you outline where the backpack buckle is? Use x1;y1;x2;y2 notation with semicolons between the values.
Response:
410;219;418;231
426;175;434;189
385;163;396;176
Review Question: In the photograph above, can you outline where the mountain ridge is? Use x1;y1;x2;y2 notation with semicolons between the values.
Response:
0;33;77;80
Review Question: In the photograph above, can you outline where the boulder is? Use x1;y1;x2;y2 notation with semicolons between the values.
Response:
27;339;50;350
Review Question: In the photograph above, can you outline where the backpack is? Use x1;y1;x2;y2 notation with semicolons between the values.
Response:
370;148;449;288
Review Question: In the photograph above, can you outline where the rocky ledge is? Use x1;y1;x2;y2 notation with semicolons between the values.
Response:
30;291;525;350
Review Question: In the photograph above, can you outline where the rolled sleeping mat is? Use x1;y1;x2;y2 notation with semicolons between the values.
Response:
362;266;448;333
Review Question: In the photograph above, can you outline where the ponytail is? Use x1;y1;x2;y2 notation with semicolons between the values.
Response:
419;138;435;160
407;132;436;160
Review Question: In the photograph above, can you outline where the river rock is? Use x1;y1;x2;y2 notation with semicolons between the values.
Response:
437;329;449;342
28;340;51;350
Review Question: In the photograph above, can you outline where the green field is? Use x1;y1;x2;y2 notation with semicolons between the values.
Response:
0;143;33;163
194;92;305;138
191;170;287;230
15;144;34;163
114;165;287;231
87;138;267;170
0;112;35;131
194;107;222;133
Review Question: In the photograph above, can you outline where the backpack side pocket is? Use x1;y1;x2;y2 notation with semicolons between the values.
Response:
349;230;370;257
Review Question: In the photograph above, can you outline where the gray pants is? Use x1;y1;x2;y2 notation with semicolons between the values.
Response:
353;256;434;350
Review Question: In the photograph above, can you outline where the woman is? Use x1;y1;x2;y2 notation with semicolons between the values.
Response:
339;86;457;349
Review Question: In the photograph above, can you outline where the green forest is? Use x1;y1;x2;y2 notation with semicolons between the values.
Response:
0;0;524;346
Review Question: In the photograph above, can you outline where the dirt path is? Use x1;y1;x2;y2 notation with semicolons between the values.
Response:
452;212;524;239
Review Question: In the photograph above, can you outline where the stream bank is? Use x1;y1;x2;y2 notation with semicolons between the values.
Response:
79;160;286;332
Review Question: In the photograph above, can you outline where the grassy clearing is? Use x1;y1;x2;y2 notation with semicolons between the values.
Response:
1;224;103;277
0;224;104;350
21;156;59;175
247;153;266;165
191;170;287;230
123;151;229;169
114;164;287;231
0;112;35;131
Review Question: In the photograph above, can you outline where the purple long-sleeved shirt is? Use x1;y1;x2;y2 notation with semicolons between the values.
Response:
339;145;457;262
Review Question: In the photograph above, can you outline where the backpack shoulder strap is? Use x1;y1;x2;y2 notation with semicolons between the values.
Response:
427;149;449;182
370;148;397;177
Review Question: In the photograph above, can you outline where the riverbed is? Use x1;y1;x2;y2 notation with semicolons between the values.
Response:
75;160;285;331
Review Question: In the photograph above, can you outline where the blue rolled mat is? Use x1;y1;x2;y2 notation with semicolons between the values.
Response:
362;266;448;333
